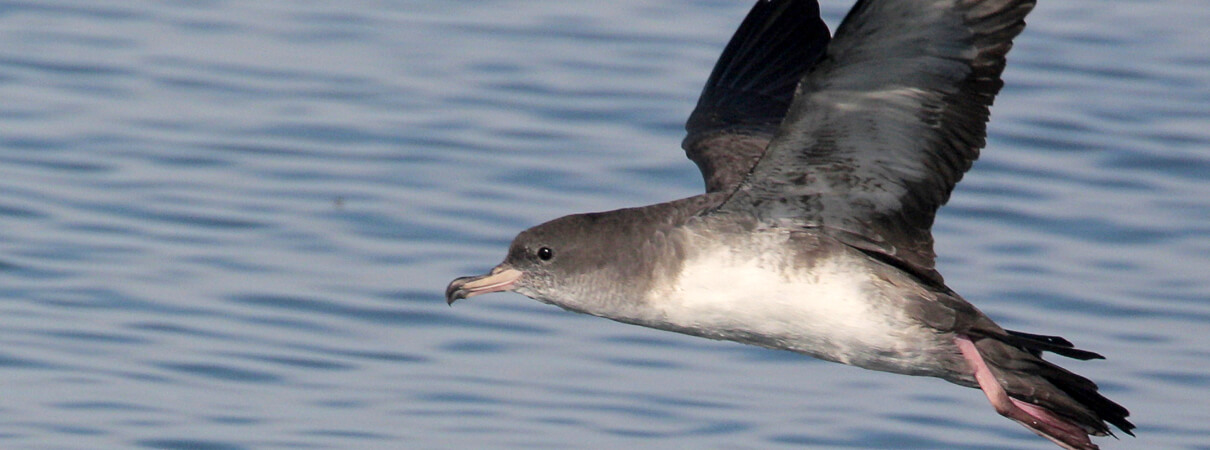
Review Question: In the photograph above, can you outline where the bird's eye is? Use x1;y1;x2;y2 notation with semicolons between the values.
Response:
537;247;554;261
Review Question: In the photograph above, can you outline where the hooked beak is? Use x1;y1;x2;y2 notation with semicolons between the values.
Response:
445;266;523;305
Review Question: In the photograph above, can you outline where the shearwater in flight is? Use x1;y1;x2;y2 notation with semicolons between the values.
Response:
446;1;1134;448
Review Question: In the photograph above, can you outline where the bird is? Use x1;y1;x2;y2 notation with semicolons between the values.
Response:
445;0;1134;448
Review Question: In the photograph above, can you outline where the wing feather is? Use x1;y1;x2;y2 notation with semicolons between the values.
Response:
683;0;830;193
716;0;1036;285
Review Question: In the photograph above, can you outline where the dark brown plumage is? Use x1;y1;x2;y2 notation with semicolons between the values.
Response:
447;2;1133;448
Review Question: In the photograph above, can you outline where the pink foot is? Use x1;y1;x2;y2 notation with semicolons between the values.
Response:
954;335;1097;450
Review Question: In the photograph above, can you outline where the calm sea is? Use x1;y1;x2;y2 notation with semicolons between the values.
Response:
1;1;1207;448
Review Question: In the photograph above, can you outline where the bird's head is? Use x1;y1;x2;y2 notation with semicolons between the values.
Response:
446;212;637;310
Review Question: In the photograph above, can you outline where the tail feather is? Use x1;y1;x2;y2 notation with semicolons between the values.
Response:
1003;329;1105;361
978;332;1135;438
1035;358;1135;437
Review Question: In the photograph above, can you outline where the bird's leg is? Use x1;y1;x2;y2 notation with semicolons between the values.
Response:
954;335;1097;450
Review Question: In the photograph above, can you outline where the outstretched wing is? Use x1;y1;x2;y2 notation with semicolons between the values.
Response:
716;0;1035;285
683;0;830;193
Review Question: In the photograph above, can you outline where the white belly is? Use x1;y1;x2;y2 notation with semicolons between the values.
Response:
644;245;940;371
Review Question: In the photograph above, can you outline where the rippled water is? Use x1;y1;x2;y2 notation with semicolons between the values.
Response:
2;1;1207;448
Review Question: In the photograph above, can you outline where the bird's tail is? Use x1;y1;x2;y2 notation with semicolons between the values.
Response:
957;331;1134;449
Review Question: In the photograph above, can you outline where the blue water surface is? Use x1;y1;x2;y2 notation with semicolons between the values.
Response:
1;1;1207;448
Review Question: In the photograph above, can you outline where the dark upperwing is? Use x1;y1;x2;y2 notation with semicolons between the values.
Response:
715;0;1036;287
683;0;830;194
